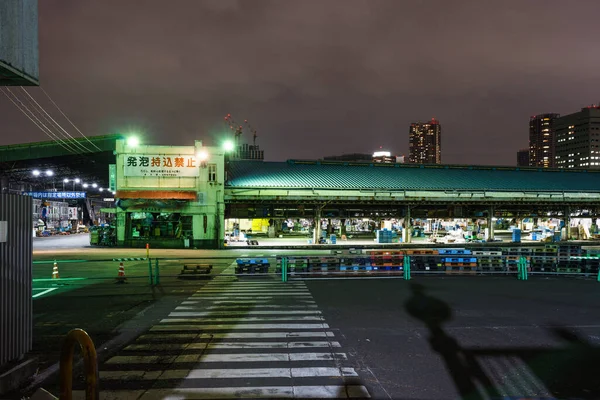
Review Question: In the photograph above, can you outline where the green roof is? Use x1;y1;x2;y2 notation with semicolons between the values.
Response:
227;160;600;193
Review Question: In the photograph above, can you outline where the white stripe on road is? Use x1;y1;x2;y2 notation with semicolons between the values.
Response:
182;302;318;307
173;308;322;314
152;323;330;330
193;289;310;296
138;332;336;340
100;367;357;380
164;315;325;322
125;341;341;351
107;352;347;364
73;386;370;399
32;288;58;298
191;294;313;298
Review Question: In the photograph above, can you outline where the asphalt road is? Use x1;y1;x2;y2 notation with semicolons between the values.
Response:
14;237;600;399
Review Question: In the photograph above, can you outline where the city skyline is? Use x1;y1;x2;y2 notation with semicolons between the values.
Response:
1;1;599;165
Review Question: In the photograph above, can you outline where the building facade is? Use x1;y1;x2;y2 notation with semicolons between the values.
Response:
529;113;559;168
235;143;264;160
517;148;529;167
114;139;225;248
555;105;600;169
409;118;441;164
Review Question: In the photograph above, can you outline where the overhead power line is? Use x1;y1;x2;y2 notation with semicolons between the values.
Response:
0;87;80;154
20;87;93;154
39;86;102;152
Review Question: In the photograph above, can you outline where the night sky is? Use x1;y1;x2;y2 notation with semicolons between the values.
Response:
1;0;599;165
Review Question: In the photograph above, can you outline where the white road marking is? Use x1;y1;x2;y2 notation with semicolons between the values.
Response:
73;385;370;399
173;308;322;314
124;341;341;351
138;331;336;340
181;302;318;307
164;314;325;322
108;352;347;364
152;323;330;330
32;288;58;298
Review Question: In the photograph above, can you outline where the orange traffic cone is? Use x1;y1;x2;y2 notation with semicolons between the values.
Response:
52;261;59;279
116;262;126;283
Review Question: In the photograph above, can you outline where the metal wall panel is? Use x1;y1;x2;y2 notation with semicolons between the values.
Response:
0;0;39;85
0;194;32;367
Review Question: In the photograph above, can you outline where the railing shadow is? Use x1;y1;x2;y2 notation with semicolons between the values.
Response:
405;282;600;400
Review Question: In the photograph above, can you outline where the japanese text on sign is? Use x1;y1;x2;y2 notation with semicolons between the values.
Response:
123;154;199;177
22;191;87;199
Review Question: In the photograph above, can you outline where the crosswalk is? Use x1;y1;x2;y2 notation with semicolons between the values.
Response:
74;266;370;399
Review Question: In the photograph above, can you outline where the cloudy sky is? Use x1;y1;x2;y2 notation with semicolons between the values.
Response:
2;0;599;165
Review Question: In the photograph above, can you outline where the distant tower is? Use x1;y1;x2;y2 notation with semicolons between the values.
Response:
517;149;530;167
529;113;559;168
409;118;441;164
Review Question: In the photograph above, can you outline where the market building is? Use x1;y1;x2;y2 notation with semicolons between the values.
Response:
113;139;225;248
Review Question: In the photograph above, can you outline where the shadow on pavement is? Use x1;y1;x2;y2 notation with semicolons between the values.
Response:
405;282;600;399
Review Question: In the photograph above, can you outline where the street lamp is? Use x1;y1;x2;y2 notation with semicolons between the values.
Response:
92;183;98;188
127;136;140;147
45;170;53;177
32;170;40;177
63;178;69;191
73;178;81;191
83;183;89;189
223;140;235;153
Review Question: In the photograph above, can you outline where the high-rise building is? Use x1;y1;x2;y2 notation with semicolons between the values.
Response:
529;113;559;168
554;105;600;169
235;143;264;160
409;118;441;164
517;149;529;167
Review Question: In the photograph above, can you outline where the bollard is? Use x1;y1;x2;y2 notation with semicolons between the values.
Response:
146;243;150;260
281;257;288;282
403;255;411;280
59;328;99;400
154;258;160;285
518;256;528;280
148;258;153;285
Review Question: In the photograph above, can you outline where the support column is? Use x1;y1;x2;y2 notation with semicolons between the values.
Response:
564;206;571;241
313;208;322;244
405;206;412;244
487;206;495;241
340;218;347;237
327;218;332;235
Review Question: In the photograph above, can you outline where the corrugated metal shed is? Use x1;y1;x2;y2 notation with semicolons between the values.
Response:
0;194;32;367
227;160;600;193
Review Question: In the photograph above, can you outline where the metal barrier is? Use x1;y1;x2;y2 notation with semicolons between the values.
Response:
59;328;99;400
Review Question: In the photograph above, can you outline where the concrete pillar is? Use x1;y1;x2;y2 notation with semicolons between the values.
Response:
340;218;347;236
564;206;571;241
313;208;322;244
327;218;332;235
487;206;495;241
405;206;412;244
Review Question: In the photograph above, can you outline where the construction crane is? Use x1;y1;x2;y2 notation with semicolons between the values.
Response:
224;113;244;145
244;119;258;147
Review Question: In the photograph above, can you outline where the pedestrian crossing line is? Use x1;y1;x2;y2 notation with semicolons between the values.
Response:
137;331;336;341
194;303;320;308
106;352;348;364
173;308;322;314
151;323;331;330
72;385;370;399
100;366;357;380
195;289;311;293
188;295;314;299
85;266;371;399
189;299;317;304
164;314;326;322
124;341;342;351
